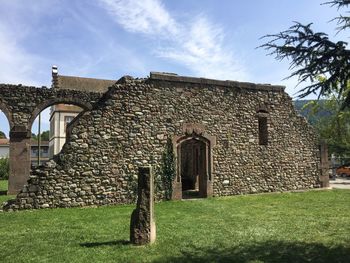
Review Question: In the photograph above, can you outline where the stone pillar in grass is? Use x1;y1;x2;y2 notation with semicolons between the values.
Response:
130;166;156;245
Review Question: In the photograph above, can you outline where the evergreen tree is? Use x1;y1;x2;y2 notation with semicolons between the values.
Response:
303;86;350;156
261;0;350;108
40;131;49;141
32;130;50;141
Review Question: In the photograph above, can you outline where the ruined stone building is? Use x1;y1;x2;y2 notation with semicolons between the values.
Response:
0;71;329;210
49;66;114;157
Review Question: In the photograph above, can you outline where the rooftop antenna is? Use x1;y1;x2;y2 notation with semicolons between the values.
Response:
52;65;58;88
52;65;58;75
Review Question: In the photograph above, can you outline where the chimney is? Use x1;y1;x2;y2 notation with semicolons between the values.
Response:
51;65;58;89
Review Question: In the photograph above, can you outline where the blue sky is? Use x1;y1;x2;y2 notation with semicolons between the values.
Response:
0;0;346;137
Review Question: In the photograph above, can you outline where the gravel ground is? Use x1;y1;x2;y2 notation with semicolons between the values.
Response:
329;177;350;189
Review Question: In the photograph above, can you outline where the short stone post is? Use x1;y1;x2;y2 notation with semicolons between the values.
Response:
130;166;156;245
319;142;330;188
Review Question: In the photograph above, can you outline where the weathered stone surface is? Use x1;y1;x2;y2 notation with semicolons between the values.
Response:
0;84;102;194
130;166;156;245
1;73;323;211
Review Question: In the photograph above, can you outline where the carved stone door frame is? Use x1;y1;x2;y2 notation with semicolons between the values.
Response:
171;123;216;200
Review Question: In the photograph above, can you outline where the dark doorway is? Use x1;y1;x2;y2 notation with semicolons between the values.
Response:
172;131;215;200
179;138;207;198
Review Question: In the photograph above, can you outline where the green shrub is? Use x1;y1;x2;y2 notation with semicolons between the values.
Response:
0;157;9;180
162;138;176;200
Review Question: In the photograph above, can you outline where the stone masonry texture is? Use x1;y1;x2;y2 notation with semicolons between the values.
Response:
0;84;102;195
2;73;322;210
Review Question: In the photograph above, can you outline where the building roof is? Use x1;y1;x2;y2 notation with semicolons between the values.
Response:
0;138;9;146
50;66;285;94
0;139;49;147
30;140;49;147
52;67;115;93
56;75;115;93
51;104;82;113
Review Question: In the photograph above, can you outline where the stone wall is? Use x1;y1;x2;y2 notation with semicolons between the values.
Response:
0;84;103;194
0;84;101;130
3;73;322;210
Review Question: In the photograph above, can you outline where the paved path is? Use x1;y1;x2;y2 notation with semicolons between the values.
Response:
329;178;350;189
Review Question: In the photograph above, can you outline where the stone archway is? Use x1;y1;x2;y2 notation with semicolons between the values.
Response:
172;124;216;200
0;84;102;194
0;102;13;130
28;99;92;130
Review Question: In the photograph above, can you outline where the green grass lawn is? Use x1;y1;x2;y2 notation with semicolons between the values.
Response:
0;179;7;192
0;189;350;263
0;180;15;204
0;180;12;203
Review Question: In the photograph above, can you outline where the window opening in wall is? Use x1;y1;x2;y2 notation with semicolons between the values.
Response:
258;115;268;145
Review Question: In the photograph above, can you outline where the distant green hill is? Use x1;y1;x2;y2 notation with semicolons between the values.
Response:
293;100;331;125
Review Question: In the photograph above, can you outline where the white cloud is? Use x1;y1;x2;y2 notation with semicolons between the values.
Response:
98;0;177;35
99;0;249;81
158;16;248;80
0;0;60;86
0;25;44;86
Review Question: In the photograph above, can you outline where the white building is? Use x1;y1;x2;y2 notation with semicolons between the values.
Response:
49;104;81;157
49;66;115;157
0;139;9;158
0;138;49;167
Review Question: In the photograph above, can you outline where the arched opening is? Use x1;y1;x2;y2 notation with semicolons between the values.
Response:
30;103;84;167
176;135;212;199
0;109;10;195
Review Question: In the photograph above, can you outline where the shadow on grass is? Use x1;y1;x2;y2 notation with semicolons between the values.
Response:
0;190;7;195
80;240;130;248
154;240;350;263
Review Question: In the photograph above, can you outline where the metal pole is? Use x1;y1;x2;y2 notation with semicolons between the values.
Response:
37;112;41;166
